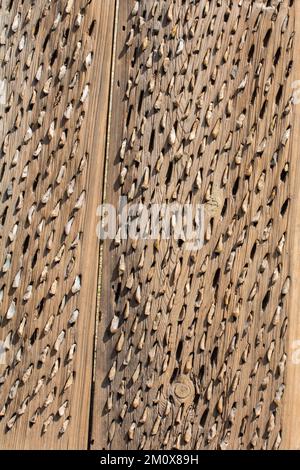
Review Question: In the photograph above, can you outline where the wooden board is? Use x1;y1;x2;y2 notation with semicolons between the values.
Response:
0;0;115;449
91;0;297;451
1;0;300;450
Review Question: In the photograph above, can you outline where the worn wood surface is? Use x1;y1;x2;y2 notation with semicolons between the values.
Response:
1;0;300;450
282;0;300;451
91;0;297;451
0;0;114;449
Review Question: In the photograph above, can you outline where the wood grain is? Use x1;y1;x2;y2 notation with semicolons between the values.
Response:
282;0;300;451
1;0;300;450
0;0;115;449
91;0;296;450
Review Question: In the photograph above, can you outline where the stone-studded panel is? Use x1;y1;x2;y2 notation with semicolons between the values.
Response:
0;0;114;449
92;0;295;450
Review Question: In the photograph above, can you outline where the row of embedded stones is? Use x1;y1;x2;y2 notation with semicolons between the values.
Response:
0;0;95;437
102;0;293;449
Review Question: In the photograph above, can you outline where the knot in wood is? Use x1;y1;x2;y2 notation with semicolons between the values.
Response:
173;377;195;404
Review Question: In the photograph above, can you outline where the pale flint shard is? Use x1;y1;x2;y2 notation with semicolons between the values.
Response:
0;79;7;105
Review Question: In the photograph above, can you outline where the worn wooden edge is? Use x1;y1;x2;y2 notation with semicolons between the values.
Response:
0;0;115;450
282;0;300;451
89;0;118;450
0;1;113;450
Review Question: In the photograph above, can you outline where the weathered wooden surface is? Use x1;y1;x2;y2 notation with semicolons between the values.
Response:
1;0;300;450
0;0;114;449
91;0;297;451
282;0;300;451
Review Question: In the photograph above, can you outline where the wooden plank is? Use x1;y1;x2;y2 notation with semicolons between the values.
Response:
90;0;124;450
91;0;296;450
1;0;299;450
0;0;115;449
